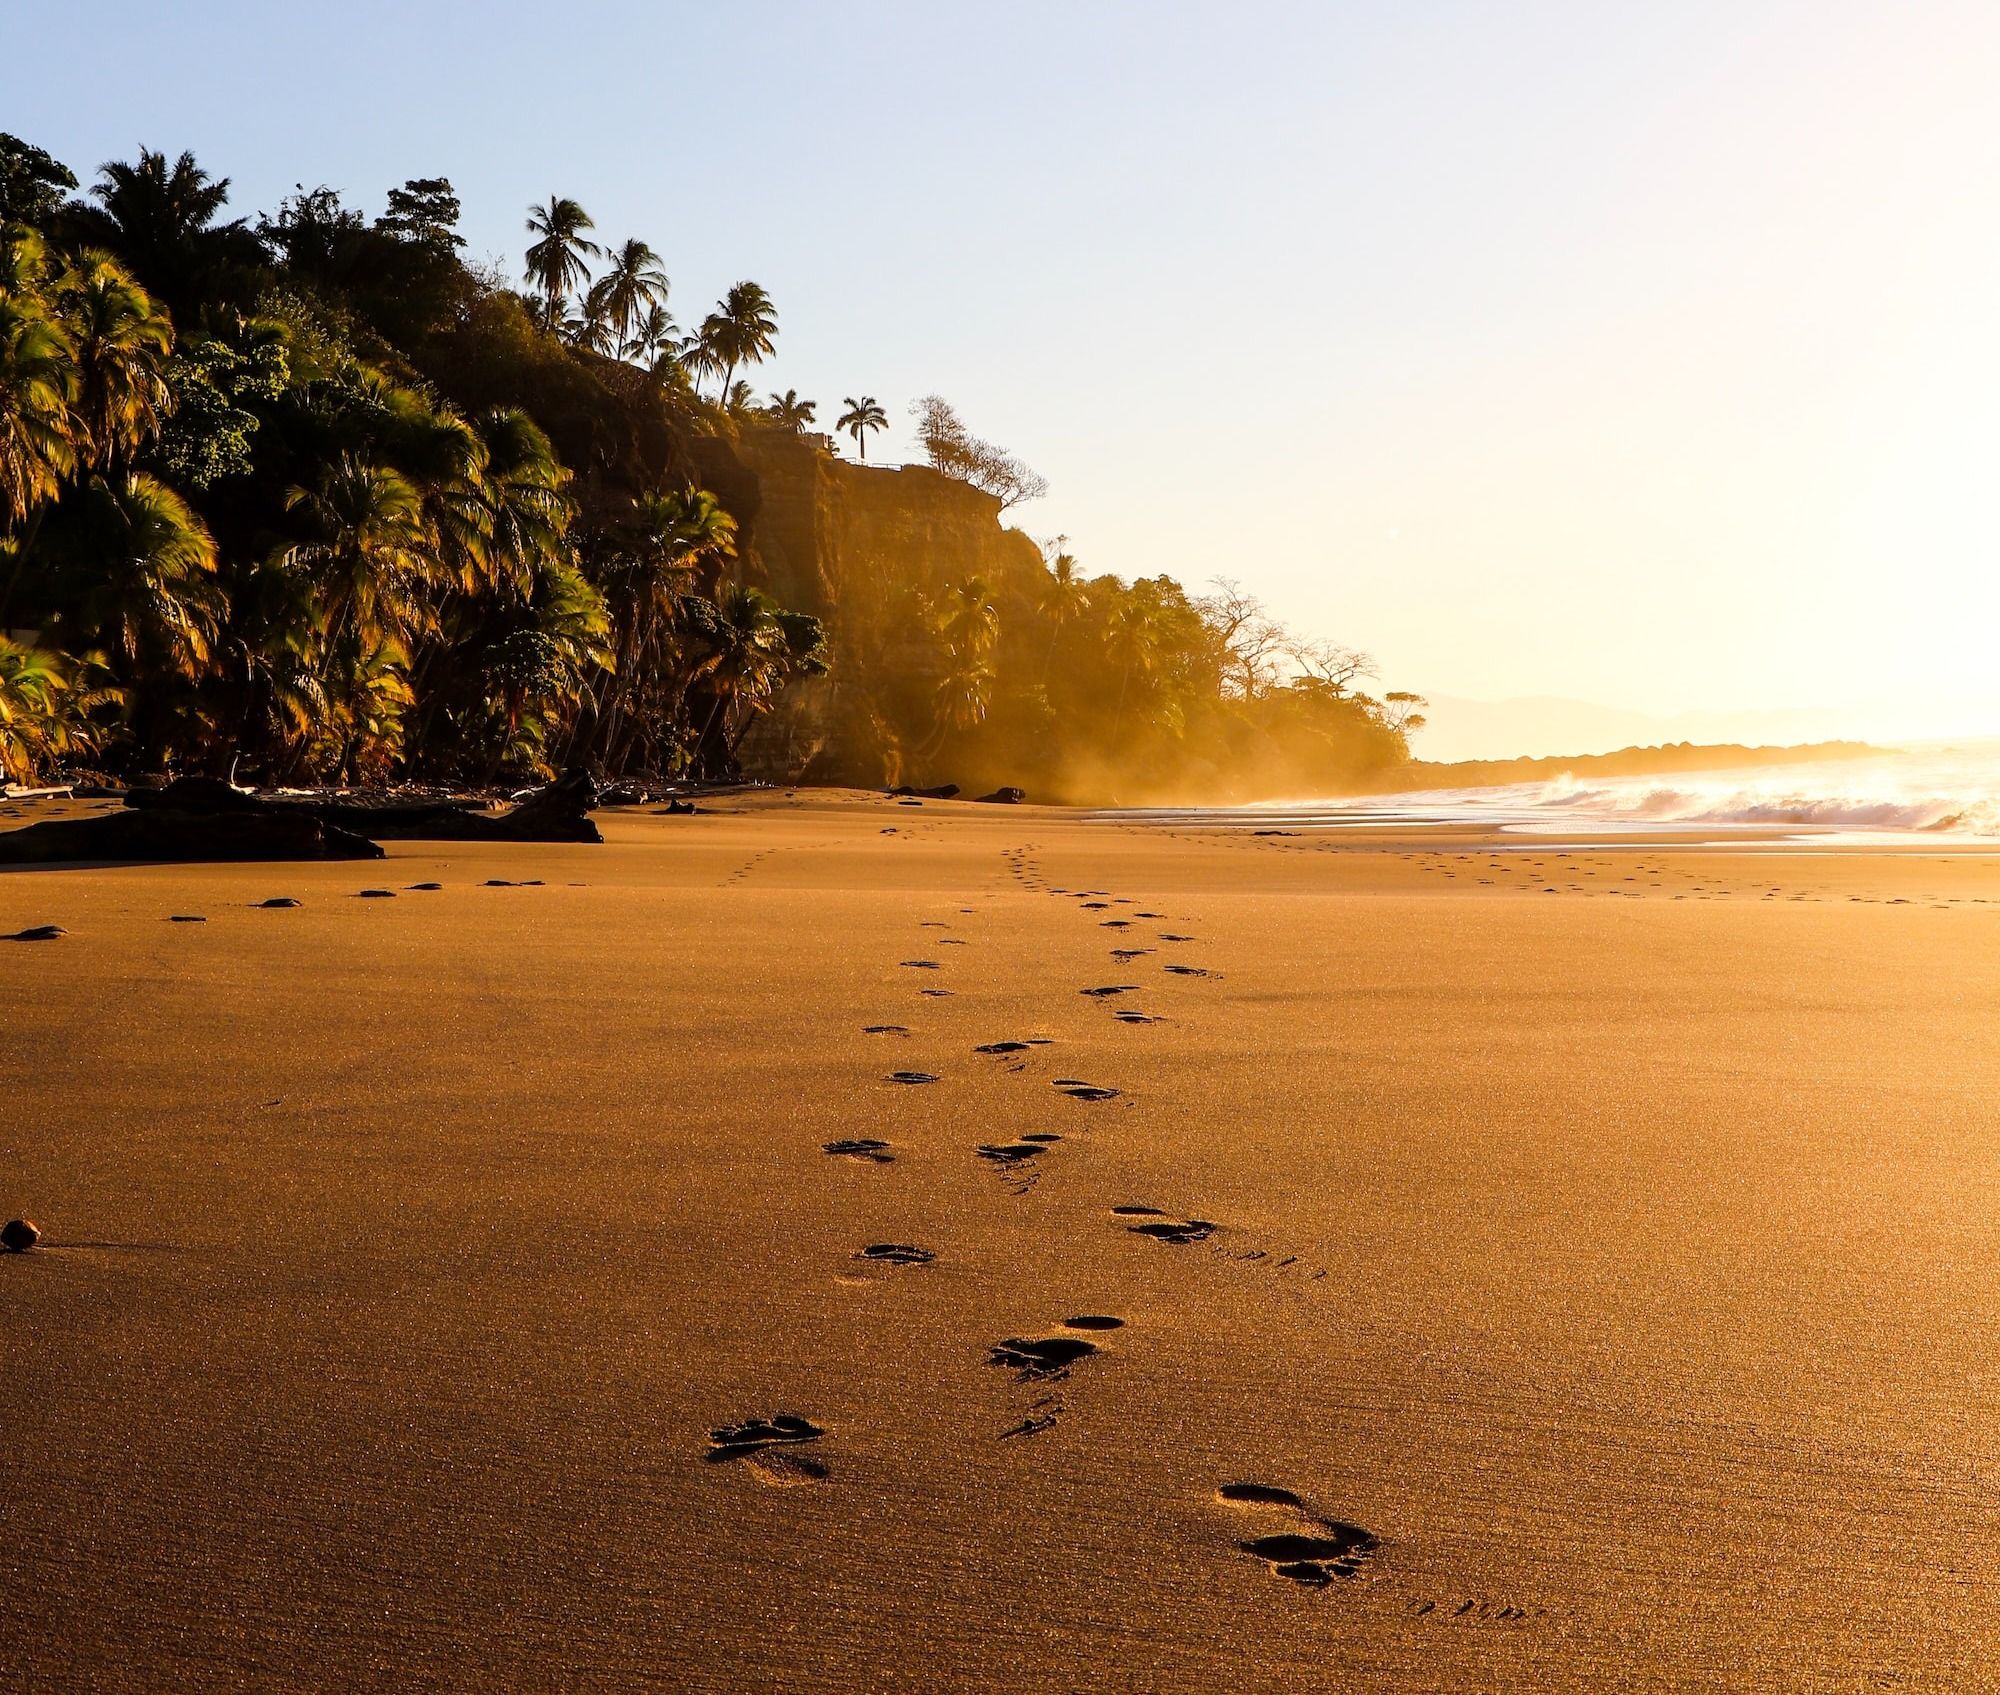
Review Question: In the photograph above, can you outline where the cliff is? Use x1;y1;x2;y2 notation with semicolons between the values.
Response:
689;429;1045;783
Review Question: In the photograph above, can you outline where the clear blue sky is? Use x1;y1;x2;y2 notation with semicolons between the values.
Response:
9;1;2000;743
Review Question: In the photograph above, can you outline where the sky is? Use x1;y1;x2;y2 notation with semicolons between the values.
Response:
9;0;2000;755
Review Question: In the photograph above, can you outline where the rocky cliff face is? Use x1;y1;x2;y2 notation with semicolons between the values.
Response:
690;429;1044;783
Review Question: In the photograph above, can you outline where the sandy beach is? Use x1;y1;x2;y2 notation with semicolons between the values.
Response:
3;789;1997;1691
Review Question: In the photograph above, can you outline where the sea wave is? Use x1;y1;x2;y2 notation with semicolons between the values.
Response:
1371;752;2000;836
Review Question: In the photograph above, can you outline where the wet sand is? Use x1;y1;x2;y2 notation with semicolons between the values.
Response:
2;789;1997;1691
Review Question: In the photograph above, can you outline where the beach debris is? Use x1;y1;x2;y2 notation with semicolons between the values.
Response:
888;783;959;800
975;787;1025;804
1;1218;41;1252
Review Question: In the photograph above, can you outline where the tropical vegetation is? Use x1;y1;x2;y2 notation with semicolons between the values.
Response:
0;130;1422;800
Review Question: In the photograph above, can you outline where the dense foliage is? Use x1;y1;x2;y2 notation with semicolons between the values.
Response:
0;130;1420;797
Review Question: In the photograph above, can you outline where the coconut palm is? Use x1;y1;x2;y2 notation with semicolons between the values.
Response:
586;239;669;355
1037;548;1090;676
697;281;778;402
57;252;173;472
33;472;220;686
523;197;600;331
0;266;77;532
836;395;887;460
937;575;998;661
279;455;439;661
0;634;113;782
765;389;816;430
70;148;246;314
624;301;681;368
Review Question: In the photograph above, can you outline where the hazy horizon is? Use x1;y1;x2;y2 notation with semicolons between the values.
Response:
9;0;1998;746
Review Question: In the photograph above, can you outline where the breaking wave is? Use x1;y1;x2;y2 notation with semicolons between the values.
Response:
1368;751;2000;837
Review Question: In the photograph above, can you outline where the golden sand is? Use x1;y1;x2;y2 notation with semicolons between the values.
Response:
2;790;1995;1690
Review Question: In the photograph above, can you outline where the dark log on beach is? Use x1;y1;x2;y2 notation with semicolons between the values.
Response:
124;771;603;844
888;784;960;800
0;807;383;864
975;787;1026;804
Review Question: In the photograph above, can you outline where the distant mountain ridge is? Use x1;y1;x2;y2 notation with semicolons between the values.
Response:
1411;695;1862;763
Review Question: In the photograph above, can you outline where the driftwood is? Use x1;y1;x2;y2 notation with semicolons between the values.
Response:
0;807;383;864
975;787;1026;804
888;784;960;800
124;771;603;844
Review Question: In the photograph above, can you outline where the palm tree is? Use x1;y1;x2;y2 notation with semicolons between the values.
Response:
279;456;440;663
697;281;778;402
1106;600;1160;726
586;239;669;355
0;247;77;533
837;396;887;460
0;635;112;783
1037;548;1090;676
70;148;244;315
523;197;600;332
57;252;173;473
624;301;681;368
765;389;816;430
937;575;998;661
35;472;220;687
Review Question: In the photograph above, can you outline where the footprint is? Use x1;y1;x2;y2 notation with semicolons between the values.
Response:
707;1414;829;1485
3;925;65;941
1111;1205;1164;1217
919;988;954;998
901;960;942;970
988;1335;1098;1381
824;1139;894;1164
407;882;443;891
356;889;396;899
1110;948;1154;961
887;1070;939;1085
1125;1214;1217;1246
1112;1011;1161;1024
1063;1315;1124;1331
864;1024;910;1035
855;1243;934;1266
1158;934;1196;943
976;1141;1047;1165
974;1040;1031;1054
168;915;206;924
1218;1483;1380;1586
1163;964;1210;978
255;898;300;910
1055;1080;1120;1101
1080;985;1139;998
1101;919;1133;929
